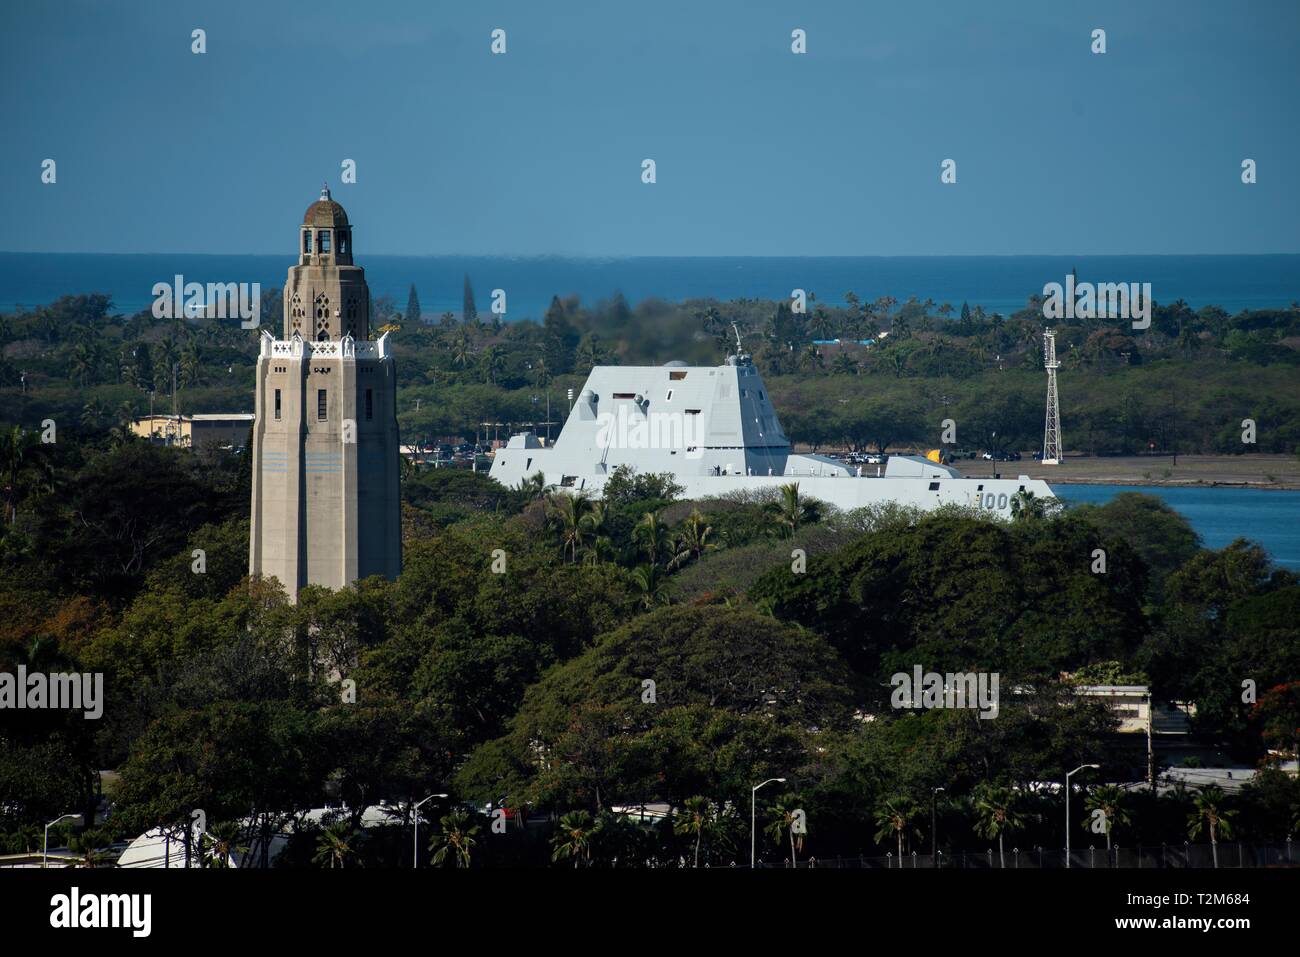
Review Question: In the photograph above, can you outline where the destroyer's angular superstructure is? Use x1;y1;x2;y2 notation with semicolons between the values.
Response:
249;187;401;597
491;351;1055;517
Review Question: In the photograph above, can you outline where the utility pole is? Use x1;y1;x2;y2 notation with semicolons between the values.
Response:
750;777;786;868
931;787;945;862
1065;764;1099;868
167;361;179;446
1147;691;1155;793
1170;379;1179;468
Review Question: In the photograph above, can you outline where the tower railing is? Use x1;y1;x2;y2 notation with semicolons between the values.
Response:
261;334;386;359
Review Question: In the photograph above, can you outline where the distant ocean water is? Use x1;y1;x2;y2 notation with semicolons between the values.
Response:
1;253;1298;319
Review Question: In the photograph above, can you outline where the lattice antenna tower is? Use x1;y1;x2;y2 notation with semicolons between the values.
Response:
1041;328;1062;465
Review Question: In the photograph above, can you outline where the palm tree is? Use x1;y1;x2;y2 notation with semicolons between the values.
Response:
450;328;473;370
179;339;202;388
109;402;137;447
0;426;40;524
858;305;880;341
74;846;114;869
124;351;146;390
478;344;506;385
926;337;947;374
698;306;730;355
875;295;897;328
765;483;821;538
579;500;614;564
576;334;604;372
68;342;96;386
1010;489;1047;520
312;823;361;869
531;355;553;389
1188;785;1237;868
80;400;107;431
630;563;669;609
810;308;835;341
1083;784;1131;852
831;352;858;376
429;808;479;868
155;338;180;393
37;311;60;344
551;810;595;868
667;509;717;570
546;491;591;562
972;784;1025;869
591;811;642;868
632;510;669;566
765;796;805;867
200;821;248;869
873;797;922;863
515;471;548;501
674;796;715;868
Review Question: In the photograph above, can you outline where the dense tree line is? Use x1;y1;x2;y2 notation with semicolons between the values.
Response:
3;291;1299;457
1;428;1297;866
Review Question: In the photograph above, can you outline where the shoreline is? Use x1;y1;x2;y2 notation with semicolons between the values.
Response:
804;450;1300;492
948;454;1300;492
1046;477;1300;491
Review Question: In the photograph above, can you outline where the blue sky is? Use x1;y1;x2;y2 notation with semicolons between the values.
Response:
1;0;1297;256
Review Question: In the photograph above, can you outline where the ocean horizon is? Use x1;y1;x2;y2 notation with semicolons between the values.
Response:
2;252;1298;321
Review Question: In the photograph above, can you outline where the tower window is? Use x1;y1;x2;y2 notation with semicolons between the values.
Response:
365;389;373;420
339;232;348;254
274;388;282;420
319;230;331;253
303;231;312;253
318;389;327;420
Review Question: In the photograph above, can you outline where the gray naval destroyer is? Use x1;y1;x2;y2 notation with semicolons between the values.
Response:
489;349;1055;518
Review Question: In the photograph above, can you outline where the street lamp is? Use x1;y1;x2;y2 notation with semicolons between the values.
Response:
751;778;786;868
43;814;80;869
1065;764;1099;868
412;793;449;869
931;787;945;861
